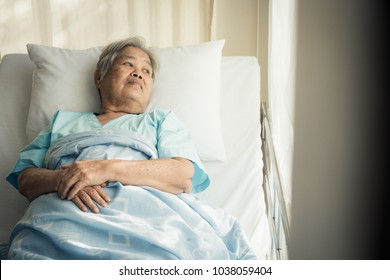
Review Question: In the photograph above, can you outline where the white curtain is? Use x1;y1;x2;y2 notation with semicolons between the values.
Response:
0;0;214;55
268;0;297;218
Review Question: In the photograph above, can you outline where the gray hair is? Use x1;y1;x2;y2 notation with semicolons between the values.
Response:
97;36;159;80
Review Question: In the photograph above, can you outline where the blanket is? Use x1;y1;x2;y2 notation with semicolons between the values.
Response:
7;130;257;260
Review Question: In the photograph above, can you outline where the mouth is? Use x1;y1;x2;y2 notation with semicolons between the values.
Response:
126;79;142;89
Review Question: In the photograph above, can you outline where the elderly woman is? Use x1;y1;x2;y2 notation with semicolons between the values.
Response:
7;37;209;214
5;37;257;260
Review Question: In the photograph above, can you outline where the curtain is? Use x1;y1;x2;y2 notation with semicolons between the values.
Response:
0;0;214;55
268;0;297;218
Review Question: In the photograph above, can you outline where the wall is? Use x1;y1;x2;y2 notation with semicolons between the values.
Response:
214;0;268;102
214;0;258;56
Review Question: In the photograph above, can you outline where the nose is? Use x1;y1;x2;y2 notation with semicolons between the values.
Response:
131;72;142;80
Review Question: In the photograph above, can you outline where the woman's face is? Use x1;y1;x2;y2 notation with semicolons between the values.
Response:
97;46;154;113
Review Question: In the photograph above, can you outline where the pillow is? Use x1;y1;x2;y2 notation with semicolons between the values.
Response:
26;40;226;161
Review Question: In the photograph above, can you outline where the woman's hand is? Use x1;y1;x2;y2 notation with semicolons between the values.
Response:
71;184;111;213
58;160;108;200
57;158;194;200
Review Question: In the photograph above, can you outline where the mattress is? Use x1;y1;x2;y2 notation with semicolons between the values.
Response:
199;56;270;258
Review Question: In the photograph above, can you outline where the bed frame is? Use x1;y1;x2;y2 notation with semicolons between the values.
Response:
261;102;290;260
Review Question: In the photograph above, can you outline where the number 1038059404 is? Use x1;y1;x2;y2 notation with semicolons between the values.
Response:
212;266;272;276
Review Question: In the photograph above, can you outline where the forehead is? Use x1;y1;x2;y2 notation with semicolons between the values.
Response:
116;46;151;65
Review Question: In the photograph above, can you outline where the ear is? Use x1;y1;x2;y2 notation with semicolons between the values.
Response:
94;69;101;88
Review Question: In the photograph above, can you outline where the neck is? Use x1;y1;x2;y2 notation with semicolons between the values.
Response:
96;110;131;126
100;100;145;115
99;109;130;116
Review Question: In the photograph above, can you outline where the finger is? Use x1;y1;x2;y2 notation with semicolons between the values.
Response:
60;164;71;169
59;179;78;200
88;187;109;208
77;191;99;213
58;170;81;199
66;181;88;200
72;196;88;212
57;170;72;199
94;186;111;202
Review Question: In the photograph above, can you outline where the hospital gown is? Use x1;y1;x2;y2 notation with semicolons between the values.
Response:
7;109;210;193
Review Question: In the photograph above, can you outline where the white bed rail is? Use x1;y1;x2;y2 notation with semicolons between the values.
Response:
261;102;290;260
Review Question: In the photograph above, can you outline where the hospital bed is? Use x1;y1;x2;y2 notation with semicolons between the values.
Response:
0;39;287;259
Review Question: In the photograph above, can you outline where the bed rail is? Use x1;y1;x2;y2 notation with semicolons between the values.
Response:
260;102;290;260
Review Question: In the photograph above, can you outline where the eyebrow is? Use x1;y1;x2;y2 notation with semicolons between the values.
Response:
118;55;152;67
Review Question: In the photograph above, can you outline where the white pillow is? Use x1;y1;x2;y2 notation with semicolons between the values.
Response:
26;40;226;161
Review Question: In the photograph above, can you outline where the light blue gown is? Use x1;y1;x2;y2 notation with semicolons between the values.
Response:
7;109;209;193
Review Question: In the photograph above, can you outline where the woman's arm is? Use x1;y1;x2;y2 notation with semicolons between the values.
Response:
58;157;194;200
18;168;61;201
18;167;110;213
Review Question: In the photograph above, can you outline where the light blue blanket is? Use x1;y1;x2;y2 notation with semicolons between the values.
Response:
7;130;257;260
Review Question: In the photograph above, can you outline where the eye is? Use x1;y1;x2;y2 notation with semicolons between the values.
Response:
143;68;151;75
123;62;133;67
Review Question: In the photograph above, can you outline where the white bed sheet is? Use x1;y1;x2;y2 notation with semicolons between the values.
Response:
0;54;270;259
